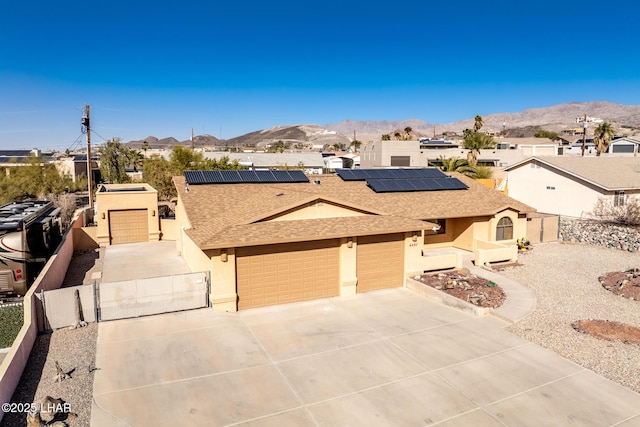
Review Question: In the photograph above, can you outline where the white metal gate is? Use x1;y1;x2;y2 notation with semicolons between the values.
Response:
98;271;209;321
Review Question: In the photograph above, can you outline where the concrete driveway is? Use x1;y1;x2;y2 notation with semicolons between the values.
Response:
101;241;190;283
91;288;640;426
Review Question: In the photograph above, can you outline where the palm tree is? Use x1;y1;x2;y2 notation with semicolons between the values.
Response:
381;134;391;141
432;156;475;176
142;141;150;156
473;115;484;132
404;127;413;140
463;132;495;166
127;149;145;172
394;132;402;141
593;121;615;156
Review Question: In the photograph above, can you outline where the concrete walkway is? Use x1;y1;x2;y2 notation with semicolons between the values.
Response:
91;288;640;426
459;250;538;324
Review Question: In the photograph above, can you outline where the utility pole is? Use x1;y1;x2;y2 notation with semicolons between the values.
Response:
82;104;94;209
581;113;587;157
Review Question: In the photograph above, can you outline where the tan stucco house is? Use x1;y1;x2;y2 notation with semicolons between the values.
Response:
504;156;640;218
172;169;534;312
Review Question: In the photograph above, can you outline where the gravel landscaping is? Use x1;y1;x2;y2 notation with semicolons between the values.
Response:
500;241;640;394
1;249;103;427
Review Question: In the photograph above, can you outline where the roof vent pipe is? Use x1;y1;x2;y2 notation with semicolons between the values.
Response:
313;179;321;185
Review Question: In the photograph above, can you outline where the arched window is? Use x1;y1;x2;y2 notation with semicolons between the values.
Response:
496;217;513;241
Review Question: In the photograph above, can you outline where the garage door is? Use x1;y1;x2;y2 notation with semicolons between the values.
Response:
356;233;404;292
236;240;340;310
109;209;149;244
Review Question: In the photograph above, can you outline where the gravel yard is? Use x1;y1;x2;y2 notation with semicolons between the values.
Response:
501;241;640;394
1;249;103;427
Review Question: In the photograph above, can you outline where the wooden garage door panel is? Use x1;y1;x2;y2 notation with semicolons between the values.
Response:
109;209;148;244
356;233;404;292
236;240;340;310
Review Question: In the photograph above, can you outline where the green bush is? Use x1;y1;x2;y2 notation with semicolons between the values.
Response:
0;305;24;348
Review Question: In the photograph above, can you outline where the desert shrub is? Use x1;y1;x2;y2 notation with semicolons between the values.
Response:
592;196;640;226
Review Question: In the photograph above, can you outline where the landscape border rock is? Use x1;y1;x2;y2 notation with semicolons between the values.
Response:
405;277;493;317
559;219;640;252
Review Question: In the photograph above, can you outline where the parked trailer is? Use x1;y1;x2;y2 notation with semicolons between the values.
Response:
0;201;62;295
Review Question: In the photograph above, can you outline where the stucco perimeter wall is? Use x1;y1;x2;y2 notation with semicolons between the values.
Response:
0;212;84;423
160;219;178;241
175;196;192;254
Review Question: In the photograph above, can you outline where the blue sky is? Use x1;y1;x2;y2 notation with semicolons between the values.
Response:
1;0;638;150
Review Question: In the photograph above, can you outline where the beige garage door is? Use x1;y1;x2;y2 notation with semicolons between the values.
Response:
109;209;149;244
236;240;340;310
356;233;405;292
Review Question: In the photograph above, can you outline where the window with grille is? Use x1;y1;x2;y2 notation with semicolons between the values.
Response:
614;191;625;207
496;217;513;241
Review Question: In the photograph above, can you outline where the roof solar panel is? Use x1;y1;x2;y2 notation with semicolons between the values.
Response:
366;176;468;193
204;170;224;183
183;170;204;184
237;170;260;182
184;169;310;184
285;170;310;182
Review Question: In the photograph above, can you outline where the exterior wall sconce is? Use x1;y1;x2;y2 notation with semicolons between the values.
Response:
221;250;228;262
347;237;353;249
412;232;418;242
101;212;106;220
152;210;156;217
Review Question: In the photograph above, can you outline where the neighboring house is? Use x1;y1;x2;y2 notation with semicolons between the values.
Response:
360;139;559;169
504;156;640;218
173;169;534;312
54;155;100;183
199;152;325;174
607;137;640;154
0;149;56;174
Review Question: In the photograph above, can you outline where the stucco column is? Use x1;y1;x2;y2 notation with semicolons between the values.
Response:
339;238;357;296
404;231;424;278
210;248;238;312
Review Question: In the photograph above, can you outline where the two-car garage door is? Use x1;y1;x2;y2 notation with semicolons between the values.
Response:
235;233;406;310
236;240;340;310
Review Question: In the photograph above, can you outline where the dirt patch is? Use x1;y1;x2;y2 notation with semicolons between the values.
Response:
415;269;506;308
598;268;640;301
572;320;640;346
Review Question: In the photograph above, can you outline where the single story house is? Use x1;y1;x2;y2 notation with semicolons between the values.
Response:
200;152;326;174
173;169;534;312
503;156;640;218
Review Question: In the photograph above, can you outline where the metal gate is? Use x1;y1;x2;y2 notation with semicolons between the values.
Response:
98;271;209;321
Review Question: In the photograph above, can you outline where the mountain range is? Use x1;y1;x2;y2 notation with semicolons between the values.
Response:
126;101;640;149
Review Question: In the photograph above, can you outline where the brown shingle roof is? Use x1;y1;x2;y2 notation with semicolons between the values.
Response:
174;172;534;249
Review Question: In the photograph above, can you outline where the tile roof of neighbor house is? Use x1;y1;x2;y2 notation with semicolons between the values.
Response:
504;156;640;190
174;172;535;250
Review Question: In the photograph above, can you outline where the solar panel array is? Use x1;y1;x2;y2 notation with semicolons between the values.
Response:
336;168;446;181
367;178;468;193
336;168;468;193
184;170;309;185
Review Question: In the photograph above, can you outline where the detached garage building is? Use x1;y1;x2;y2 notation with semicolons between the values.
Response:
95;183;161;246
173;169;534;312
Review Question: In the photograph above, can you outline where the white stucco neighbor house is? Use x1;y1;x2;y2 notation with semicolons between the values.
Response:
503;156;640;218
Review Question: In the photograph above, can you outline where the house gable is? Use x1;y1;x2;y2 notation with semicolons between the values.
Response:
260;199;371;222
